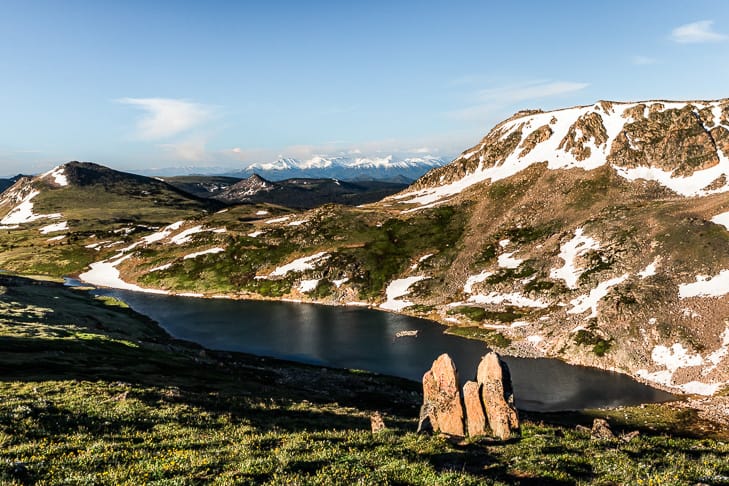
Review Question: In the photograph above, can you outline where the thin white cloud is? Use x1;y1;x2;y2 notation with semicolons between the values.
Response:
671;20;727;44
450;80;589;122
160;137;209;162
475;80;589;104
117;97;214;140
631;55;658;65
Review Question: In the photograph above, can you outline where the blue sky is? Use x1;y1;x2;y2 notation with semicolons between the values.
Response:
1;0;729;176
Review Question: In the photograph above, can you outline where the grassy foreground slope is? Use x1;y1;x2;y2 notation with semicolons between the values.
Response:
1;275;728;485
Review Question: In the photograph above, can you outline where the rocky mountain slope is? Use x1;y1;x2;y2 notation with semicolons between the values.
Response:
3;100;729;398
224;155;447;182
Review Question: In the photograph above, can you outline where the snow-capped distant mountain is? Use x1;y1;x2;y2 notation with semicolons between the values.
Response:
224;155;448;182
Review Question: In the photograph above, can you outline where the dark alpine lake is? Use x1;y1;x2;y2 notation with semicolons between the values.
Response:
84;285;673;412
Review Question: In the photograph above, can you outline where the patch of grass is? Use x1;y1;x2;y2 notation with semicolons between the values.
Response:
573;329;613;357
447;306;525;323
404;304;435;314
445;326;512;347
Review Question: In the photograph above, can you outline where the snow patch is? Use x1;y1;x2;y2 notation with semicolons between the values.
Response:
652;343;704;372
679;270;729;298
248;230;264;238
39;221;68;234
170;225;205;245
711;210;729;230
255;210;269;216
380;276;428;311
550;228;601;288
148;263;173;272
332;278;349;288
265;216;290;224
287;219;309;226
46;235;65;242
269;252;329;277
183;247;224;260
497;252;523;269
468;291;548;308
298;279;320;293
142;221;185;244
0;190;62;225
43;166;69;186
463;270;493;294
568;274;628;318
79;254;169;294
638;258;659;278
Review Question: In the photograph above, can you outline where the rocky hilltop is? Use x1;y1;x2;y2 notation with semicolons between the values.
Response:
2;100;729;397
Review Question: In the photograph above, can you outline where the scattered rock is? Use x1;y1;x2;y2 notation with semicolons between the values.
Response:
421;353;465;437
477;352;520;440
370;411;386;434
575;424;592;434
620;430;640;442
591;418;615;440
417;403;433;434
463;380;488;437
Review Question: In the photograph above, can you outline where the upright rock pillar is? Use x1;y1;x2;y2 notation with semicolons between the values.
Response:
420;353;465;437
477;352;520;440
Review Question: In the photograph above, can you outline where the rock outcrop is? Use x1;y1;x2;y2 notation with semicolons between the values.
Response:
420;353;465;437
477;352;520;440
420;352;519;440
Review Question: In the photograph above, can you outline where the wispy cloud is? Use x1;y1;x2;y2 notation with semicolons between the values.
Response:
117;97;214;140
450;80;589;122
475;80;589;104
671;20;727;44
631;55;658;65
159;136;210;162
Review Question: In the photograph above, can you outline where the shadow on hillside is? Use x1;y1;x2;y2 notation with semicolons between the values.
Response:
1;333;420;431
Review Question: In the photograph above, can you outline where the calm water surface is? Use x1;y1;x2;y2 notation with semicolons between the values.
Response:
88;286;673;412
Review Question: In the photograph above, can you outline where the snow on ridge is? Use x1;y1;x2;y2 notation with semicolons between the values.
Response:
550;228;601;289
268;252;329;277
679;270;729;298
397;100;729;209
380;276;428;311
183;247;224;260
42;166;69;187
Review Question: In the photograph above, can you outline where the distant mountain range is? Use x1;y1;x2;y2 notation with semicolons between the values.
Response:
162;174;408;209
223;155;447;182
137;155;448;182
